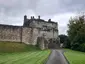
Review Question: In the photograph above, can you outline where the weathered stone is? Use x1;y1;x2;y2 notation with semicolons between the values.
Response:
0;15;59;49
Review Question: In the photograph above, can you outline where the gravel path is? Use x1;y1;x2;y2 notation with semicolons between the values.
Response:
46;49;68;64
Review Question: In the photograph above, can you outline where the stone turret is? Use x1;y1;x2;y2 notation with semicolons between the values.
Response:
23;15;28;26
38;16;40;19
24;15;27;22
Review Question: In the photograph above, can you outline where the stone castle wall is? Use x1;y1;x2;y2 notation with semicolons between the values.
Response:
0;15;59;49
0;24;42;45
0;24;35;44
22;27;39;45
0;25;22;42
22;27;32;44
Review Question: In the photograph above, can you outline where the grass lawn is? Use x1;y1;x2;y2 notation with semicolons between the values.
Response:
64;49;85;64
0;41;41;52
0;41;50;64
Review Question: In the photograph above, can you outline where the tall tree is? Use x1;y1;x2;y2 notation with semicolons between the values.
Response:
59;34;70;48
67;15;85;50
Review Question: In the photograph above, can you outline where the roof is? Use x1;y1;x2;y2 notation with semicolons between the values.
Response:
27;18;57;24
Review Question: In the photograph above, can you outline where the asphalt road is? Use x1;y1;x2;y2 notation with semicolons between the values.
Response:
46;50;68;64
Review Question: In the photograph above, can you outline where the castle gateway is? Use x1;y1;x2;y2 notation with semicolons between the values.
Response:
0;15;60;49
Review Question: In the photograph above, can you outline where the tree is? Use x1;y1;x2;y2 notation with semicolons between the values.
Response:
59;34;71;48
67;15;85;51
59;34;67;43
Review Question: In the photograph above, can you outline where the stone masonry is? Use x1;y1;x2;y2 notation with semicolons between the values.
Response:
0;15;59;50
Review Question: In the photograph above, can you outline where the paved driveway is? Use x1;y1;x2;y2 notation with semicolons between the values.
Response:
46;50;68;64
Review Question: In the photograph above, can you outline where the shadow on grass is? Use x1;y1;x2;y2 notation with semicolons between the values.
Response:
0;41;40;53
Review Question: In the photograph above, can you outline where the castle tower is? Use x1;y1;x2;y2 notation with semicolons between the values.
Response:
24;15;27;22
38;16;40;19
23;15;28;26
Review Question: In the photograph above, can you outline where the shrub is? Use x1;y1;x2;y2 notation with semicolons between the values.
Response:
71;42;80;50
79;43;85;52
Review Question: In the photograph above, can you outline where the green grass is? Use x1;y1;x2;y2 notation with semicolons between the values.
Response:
0;50;50;64
64;49;85;64
0;41;50;64
0;41;39;52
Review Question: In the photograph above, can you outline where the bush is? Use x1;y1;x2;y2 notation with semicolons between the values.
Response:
58;34;71;48
79;43;85;52
64;39;71;48
71;42;80;50
70;43;85;52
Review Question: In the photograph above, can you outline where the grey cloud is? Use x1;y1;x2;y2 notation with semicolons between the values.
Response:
0;0;39;25
60;0;85;12
0;0;85;17
0;0;85;34
35;0;60;15
59;25;68;35
0;0;39;17
35;0;85;16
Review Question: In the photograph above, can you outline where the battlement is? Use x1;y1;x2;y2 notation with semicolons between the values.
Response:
23;15;58;29
24;15;57;24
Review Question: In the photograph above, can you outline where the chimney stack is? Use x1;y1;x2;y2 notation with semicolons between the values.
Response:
33;16;34;19
31;16;33;19
31;16;35;19
48;19;51;22
24;15;27;22
38;16;40;19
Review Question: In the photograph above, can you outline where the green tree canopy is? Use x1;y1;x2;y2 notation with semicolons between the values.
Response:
59;34;70;48
67;15;85;51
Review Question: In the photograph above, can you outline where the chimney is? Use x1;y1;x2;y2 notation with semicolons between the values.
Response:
33;16;34;19
38;16;40;19
24;15;27;22
48;19;51;22
31;16;33;19
31;16;34;19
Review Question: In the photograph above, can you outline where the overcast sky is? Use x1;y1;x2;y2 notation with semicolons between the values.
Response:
0;0;85;35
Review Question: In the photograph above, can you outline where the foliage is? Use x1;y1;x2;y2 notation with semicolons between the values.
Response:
64;49;85;64
67;15;85;51
79;43;85;52
59;34;67;43
59;34;71;48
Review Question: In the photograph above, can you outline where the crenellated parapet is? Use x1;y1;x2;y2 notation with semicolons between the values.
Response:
23;15;58;27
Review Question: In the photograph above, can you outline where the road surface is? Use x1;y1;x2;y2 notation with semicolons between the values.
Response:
46;50;68;64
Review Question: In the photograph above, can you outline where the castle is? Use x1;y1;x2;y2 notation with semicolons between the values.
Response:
0;15;59;49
